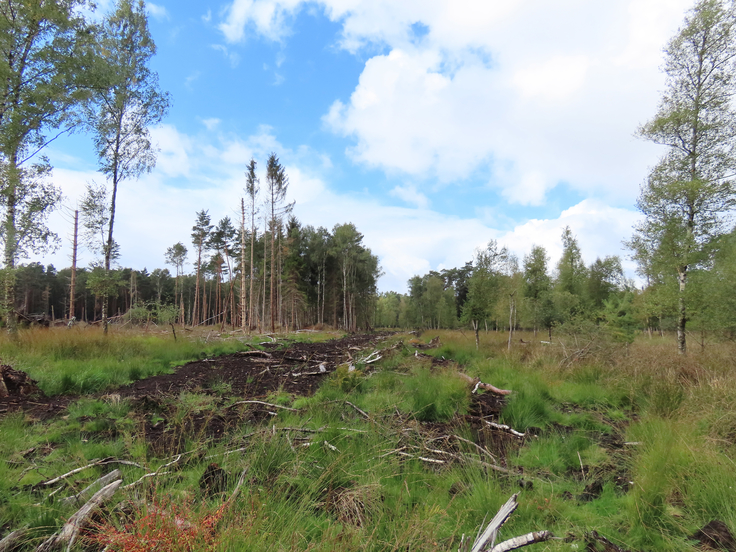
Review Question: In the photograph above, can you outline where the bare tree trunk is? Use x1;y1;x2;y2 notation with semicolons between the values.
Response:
677;267;687;354
193;235;203;326
69;210;78;320
263;219;268;333
241;199;247;330
507;292;515;351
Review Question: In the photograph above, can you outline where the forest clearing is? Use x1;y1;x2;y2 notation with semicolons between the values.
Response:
1;326;736;551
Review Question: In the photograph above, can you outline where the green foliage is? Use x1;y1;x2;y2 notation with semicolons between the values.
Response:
603;292;638;345
328;365;365;393
629;0;736;353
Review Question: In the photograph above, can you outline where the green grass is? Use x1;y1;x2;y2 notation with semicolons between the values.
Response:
0;327;257;395
2;328;736;551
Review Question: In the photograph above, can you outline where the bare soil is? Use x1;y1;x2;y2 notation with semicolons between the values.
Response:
0;333;393;419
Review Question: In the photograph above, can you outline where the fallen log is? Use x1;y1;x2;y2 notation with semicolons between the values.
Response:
456;372;512;396
36;479;122;552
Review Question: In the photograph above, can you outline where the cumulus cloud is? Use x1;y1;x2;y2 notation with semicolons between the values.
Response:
39;122;643;292
219;0;693;206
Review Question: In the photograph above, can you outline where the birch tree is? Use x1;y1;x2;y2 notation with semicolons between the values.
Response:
629;0;736;353
87;0;169;333
0;0;96;329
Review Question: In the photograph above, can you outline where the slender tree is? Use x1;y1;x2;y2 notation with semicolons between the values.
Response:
245;159;259;330
164;242;187;323
629;0;736;353
191;210;212;326
87;0;169;333
0;0;96;330
523;245;550;336
265;153;293;332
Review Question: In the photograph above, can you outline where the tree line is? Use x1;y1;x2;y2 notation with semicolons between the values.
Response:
11;206;381;332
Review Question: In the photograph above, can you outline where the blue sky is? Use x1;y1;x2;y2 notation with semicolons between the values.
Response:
40;0;695;292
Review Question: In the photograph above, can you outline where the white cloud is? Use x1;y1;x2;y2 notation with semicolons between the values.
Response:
150;125;193;178
211;44;240;67
498;199;641;278
389;184;430;209
146;3;169;20
512;55;590;101
39;122;644;292
201;118;221;131
217;0;691;206
219;0;303;43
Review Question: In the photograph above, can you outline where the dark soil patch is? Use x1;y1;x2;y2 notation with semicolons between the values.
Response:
0;333;392;421
118;332;390;400
691;520;736;552
0;365;70;419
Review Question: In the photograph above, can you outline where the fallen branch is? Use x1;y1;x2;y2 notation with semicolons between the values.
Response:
465;494;555;552
456;373;512;396
235;350;273;358
36;479;122;552
122;471;171;490
0;529;28;552
226;468;249;505
345;400;373;421
471;493;519;552
227;400;298;412
491;531;554;552
35;458;146;489
484;421;526;438
60;469;122;508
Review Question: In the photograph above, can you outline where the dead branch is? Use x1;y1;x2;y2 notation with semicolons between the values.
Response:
470;493;519;552
60;469;122;508
34;458;146;489
491;531;554;552
36;479;122;552
122;471;172;490
456;372;512;396
227;400;298;411
235;350;273;358
428;434;498;463
396;451;445;464
226;468;249;505
467;494;554;552
345;400;373;421
484;421;526;438
0;529;28;552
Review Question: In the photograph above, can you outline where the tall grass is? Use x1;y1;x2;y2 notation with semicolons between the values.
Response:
0;327;255;395
3;329;736;550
